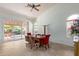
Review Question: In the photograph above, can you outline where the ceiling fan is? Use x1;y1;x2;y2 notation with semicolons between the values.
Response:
26;3;41;11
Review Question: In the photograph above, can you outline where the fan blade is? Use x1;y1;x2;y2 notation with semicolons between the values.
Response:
35;4;40;7
34;7;39;11
27;4;33;7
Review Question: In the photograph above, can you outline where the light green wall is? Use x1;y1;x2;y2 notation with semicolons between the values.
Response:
36;3;79;46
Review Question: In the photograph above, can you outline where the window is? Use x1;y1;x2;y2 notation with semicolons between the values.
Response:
34;22;38;34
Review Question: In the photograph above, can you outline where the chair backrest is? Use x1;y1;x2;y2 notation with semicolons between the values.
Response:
43;34;50;44
46;34;50;39
25;33;31;42
29;36;35;44
27;33;31;35
39;34;50;45
39;36;45;45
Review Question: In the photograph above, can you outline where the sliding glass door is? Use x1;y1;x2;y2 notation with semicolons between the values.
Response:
4;24;24;41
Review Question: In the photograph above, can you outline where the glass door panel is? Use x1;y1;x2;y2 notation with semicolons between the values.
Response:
4;24;23;41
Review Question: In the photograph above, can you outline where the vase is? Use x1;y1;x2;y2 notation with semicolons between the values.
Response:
73;35;79;56
73;35;79;42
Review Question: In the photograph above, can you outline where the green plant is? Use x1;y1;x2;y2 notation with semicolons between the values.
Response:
71;22;79;35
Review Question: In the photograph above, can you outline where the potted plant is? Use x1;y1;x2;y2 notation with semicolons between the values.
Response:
70;20;79;41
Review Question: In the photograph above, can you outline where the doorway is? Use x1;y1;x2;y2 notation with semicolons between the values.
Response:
3;19;26;42
4;24;24;41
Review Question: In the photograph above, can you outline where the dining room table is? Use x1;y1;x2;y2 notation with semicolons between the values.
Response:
31;34;50;49
31;34;44;43
25;34;46;48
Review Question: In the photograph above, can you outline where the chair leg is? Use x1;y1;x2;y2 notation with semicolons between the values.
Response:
45;44;49;49
36;43;40;48
25;43;27;47
30;44;32;49
43;45;47;50
25;42;29;47
48;44;49;48
45;45;47;49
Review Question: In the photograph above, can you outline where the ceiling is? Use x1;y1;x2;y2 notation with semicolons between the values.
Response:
0;3;55;18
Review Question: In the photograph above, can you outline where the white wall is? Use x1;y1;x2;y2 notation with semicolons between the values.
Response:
0;6;37;42
36;4;79;46
0;19;4;42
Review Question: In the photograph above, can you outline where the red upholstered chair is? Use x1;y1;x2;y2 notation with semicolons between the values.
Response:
39;34;50;49
43;34;50;49
39;37;44;47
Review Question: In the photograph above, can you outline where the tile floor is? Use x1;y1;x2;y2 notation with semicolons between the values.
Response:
0;39;74;56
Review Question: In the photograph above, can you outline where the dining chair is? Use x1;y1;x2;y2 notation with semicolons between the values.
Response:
27;33;31;35
25;33;32;47
25;33;31;42
40;34;50;49
29;36;40;49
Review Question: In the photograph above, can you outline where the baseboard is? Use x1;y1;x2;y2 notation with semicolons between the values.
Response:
49;41;74;48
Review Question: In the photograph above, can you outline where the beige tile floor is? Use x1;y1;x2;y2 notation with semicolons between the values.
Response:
0;39;74;56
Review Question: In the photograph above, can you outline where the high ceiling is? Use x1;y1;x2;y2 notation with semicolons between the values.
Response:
0;3;55;18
